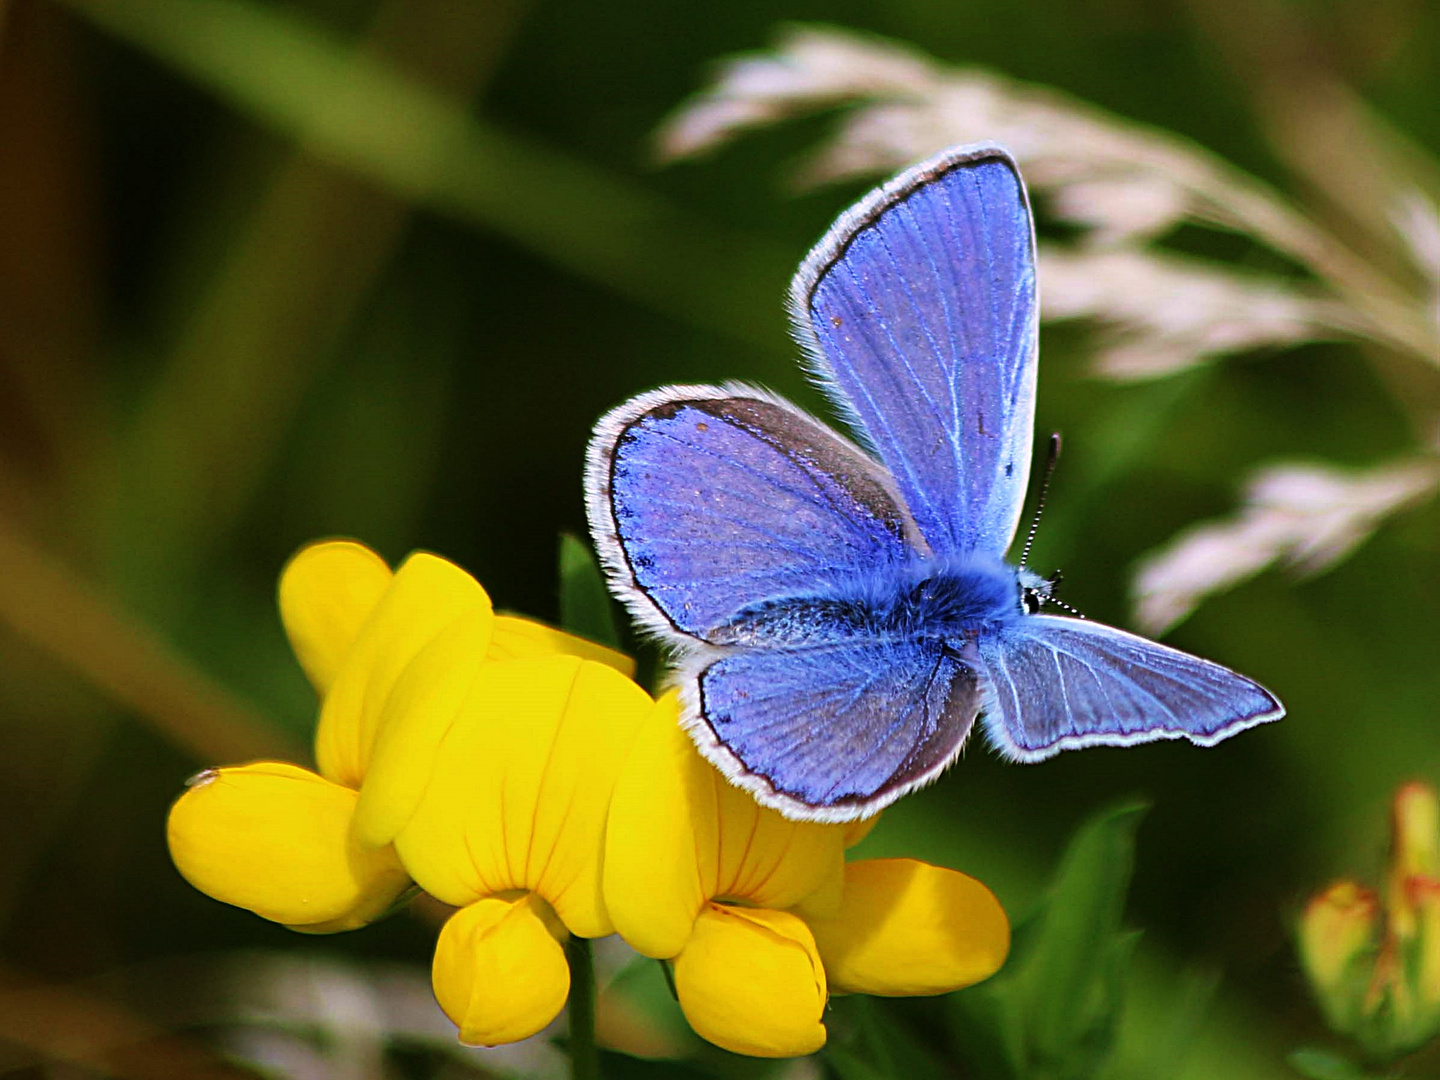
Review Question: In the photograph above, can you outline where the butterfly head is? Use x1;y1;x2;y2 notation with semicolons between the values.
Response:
1016;566;1054;615
1016;565;1085;619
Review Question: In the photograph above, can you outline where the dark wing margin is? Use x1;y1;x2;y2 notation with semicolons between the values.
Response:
789;143;1039;559
585;384;926;645
679;638;984;822
977;615;1284;761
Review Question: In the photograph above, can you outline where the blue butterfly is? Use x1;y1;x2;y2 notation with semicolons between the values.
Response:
585;143;1283;822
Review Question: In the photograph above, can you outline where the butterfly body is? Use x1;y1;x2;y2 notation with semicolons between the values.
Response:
710;552;1022;649
587;144;1284;822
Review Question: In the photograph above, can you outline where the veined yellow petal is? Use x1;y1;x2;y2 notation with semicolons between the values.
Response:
315;552;493;788
166;762;409;932
605;693;718;958
393;658;650;937
806;858;1009;996
279;541;392;697
674;904;826;1058
528;661;653;937
433;894;570;1046
606;692;846;956
489;615;636;678
394;658;581;908
711;773;846;912
352;608;493;849
790;813;877;922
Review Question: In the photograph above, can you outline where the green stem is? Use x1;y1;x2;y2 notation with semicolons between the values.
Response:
566;937;600;1080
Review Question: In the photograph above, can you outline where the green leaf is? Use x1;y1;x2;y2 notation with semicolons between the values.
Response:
824;1047;891;1080
976;801;1149;1080
1285;1047;1369;1080
1111;963;1221;1079
824;998;945;1080
559;533;621;647
1029;803;1147;1063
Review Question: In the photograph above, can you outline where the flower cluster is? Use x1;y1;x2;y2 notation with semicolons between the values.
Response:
168;540;1010;1056
1298;781;1440;1060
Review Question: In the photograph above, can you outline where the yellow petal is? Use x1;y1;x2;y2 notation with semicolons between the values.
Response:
279;540;393;697
433;894;570;1046
605;692;719;958
392;657;652;937
489;614;636;678
712;774;846;911
166;762;409;932
789;816;880;920
806;859;1009;996
352;608;493;848
605;692;847;958
673;904;826;1058
844;815;879;849
315;552;493;788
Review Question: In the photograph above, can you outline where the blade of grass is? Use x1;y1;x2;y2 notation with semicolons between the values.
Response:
0;516;300;763
113;0;532;604
59;0;794;356
558;534;621;648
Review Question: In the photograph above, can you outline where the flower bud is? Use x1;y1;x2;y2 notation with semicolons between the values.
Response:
1390;782;1440;939
1298;880;1379;1034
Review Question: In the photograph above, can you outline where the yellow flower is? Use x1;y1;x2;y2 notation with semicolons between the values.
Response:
368;654;654;1045
167;539;628;935
605;693;1009;1057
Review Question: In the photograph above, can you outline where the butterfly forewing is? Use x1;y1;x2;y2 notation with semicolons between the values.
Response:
977;615;1284;761
791;145;1039;558
586;385;923;643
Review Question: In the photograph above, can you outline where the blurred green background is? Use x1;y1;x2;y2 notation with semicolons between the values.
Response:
0;0;1437;1075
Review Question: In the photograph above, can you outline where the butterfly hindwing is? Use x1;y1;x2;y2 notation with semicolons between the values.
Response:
976;615;1284;761
586;385;925;643
683;637;983;819
791;144;1039;558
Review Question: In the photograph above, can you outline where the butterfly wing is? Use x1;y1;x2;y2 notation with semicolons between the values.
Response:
585;384;926;644
791;143;1039;557
977;615;1284;761
680;637;984;821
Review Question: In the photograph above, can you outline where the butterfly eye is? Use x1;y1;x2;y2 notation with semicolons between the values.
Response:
1020;588;1043;616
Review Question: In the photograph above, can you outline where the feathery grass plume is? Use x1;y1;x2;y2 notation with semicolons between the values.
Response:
1037;249;1358;379
656;24;1437;369
657;24;1440;629
1133;460;1440;635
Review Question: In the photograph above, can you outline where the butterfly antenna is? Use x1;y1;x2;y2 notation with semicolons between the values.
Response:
1019;433;1062;570
1046;595;1087;619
